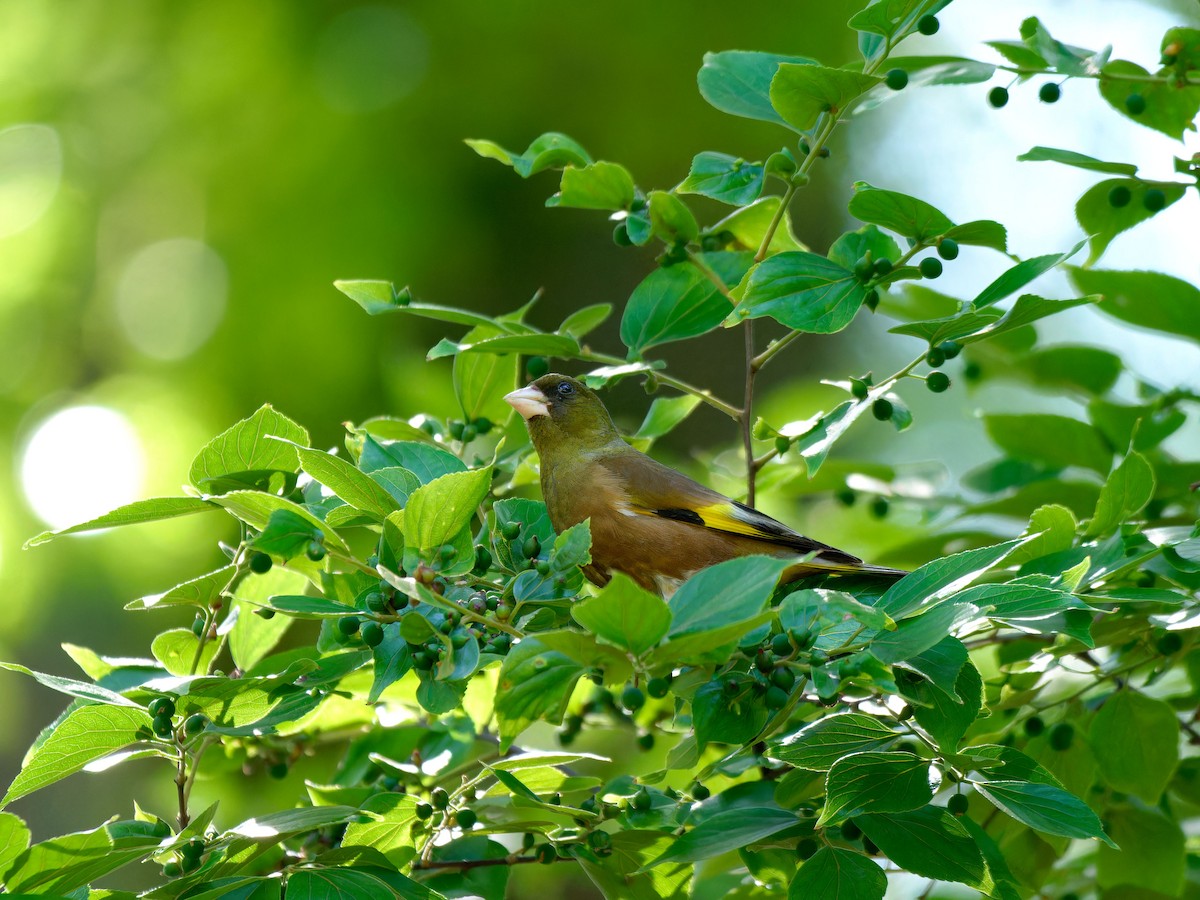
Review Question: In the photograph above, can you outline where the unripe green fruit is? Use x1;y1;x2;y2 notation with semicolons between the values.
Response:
621;685;645;711
268;761;288;779
249;552;272;574
522;535;541;559
872;398;893;420
774;436;790;456
1157;632;1183;655
1108;185;1131;207
184;714;207;736
416;802;433;820
771;633;793;656
254;607;276;619
526;356;550;379
937;237;959;260
456;808;478;828
163;861;183;877
917;14;939;34
873;257;893;277
851;379;870;401
926;372;951;393
841;820;862;841
885;68;908;90
836;488;856;506
587;830;612;850
474;417;493;435
765;686;789;709
365;592;388;613
412;651;435;671
864;288;880;311
448;420;465;440
646;677;670;698
338;615;360;636
770;666;796;690
612;221;632;246
853;256;873;281
473;544;492;572
1125;92;1146;115
535;843;557;864
870;496;890;518
632;787;652;810
152;713;175;738
460;424;477;443
947;793;969;815
637;732;655;751
1049;722;1075;751
182;837;205;860
361;622;384;648
926;347;946;367
432;787;450;809
1039;82;1061;103
305;540;326;562
180;851;201;873
1144;188;1166;212
1024;715;1045;736
940;340;962;359
523;832;537;850
191;616;206;637
796;838;819;860
691;782;711;800
501;521;521;541
149;697;176;719
963;360;983;381
919;257;943;279
988;86;1009;108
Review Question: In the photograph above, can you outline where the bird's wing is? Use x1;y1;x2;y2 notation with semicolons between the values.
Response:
596;448;863;565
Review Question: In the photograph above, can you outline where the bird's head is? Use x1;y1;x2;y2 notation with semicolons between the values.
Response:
504;374;622;453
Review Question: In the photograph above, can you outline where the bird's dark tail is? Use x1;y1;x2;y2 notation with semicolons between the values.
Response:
782;559;908;582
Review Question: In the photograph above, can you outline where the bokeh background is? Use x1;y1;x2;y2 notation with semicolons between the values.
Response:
2;0;1197;893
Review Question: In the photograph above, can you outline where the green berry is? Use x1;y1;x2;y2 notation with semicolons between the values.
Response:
796;837;819;860
621;685;646;712
432;787;450;809
988;86;1009;108
526;356;550;379
850;378;870;401
177;854;200;874
412;650;435;671
1125;92;1146;115
456;808;478;828
535;842;557;864
872;398;893;421
305;540;326;562
613;221;632;246
1157;632;1183;655
1049;722;1075;751
1038;82;1061;103
919;257;943;279
926;371;951;393
864;288;880;311
870;496;890;518
536;559;551;575
473;544;492;572
853;256;873;281
765;686;789;709
149;697;176;719
182;837;205;860
501;521;521;541
873;257;893;277
1144;188;1166;212
248;552;272;574
963;360;983;381
587;830;612;850
940;340;962;359
691;781;711;800
361;622;384;648
841;820;862;841
917;13;939;35
253;607;276;619
438;544;456;561
646;677;670;699
835;488;856;506
936;237;959;260
163;861;183;878
522;535;541;559
926;347;946;367
337;615;360;636
771;633;793;656
184;714;207;736
268;761;288;779
152;713;175;738
770;666;796;690
474;417;494;435
947;793;969;815
885;68;909;90
460;424;478;443
191;615;206;637
774;435;790;456
416;802;433;820
632;787;652;810
448;420;465;440
365;591;388;613
522;832;537;850
637;732;655;751
1024;715;1045;736
1108;185;1132;207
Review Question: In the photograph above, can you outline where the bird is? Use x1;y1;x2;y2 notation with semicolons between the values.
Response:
504;373;906;595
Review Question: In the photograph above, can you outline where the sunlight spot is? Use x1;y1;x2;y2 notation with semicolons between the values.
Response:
20;406;145;531
115;238;227;360
0;124;62;238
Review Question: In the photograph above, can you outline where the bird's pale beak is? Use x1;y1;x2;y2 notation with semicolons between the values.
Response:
505;385;550;420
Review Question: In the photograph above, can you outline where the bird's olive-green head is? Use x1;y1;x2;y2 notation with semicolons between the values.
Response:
504;374;622;455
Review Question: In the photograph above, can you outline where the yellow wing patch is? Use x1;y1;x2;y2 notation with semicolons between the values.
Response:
692;502;778;539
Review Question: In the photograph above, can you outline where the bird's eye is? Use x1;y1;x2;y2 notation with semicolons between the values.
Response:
557;382;575;396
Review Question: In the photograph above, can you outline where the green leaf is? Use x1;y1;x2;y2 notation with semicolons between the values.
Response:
856;806;986;887
713;196;805;254
1098;59;1200;139
360;438;464;482
296;446;400;520
23;496;215;548
333;279;415;315
846;183;955;242
788;846;886;900
697;51;817;128
250;508;323;560
558;303;612;340
974;780;1113;845
649;611;774;666
229;567;303;671
770;65;881;131
0;811;30;880
1;705;154;808
903;659;983;752
341;793;421;866
973;242;1084;308
571;573;671;655
2;819;165;895
620;253;749;356
548;161;636;210
821;752;933;824
152;628;218;677
1008;505;1077;566
1019;16;1109;77
984;413;1111;475
769;713;899;771
986;40;1048;71
1089;398;1186;452
826;224;901;272
1097;805;1185;895
1076;178;1186;265
895;636;967;699
942;219;1008;252
577;830;690;900
878;55;995;87
891;294;1097;347
871;600;982;663
692;678;767;749
647;190;699;243
427;331;580;361
730;251;865;333
643;808;796;868
0;662;141;708
1017;146;1138;175
189;404;309;490
848;0;952;39
1069;267;1200;343
209;492;348;552
632;395;701;443
494;639;584;751
128;564;236;611
1023;345;1122;394
1089;690;1179;803
401;467;491;551
263;595;357;618
878;536;1026;617
955;582;1091;619
669;556;790;637
465;131;592;177
1086;452;1154;537
677;152;765;206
